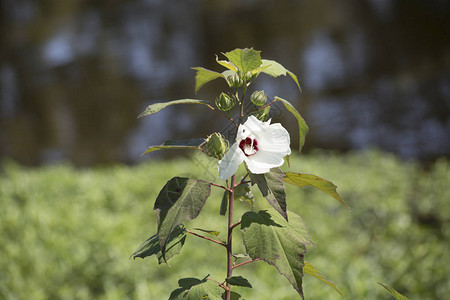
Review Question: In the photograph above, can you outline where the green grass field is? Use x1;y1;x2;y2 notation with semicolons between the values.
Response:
1;150;448;299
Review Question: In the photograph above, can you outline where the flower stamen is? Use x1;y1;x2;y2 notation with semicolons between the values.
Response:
239;137;258;156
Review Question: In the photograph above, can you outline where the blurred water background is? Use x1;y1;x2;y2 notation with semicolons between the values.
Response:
0;0;449;165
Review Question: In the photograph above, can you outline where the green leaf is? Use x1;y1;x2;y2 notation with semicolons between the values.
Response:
229;291;242;300
221;70;236;79
258;59;302;92
232;253;249;260
130;225;186;264
273;96;309;152
154;177;211;260
219;190;228;216
234;183;254;204
287;70;302;93
142;138;205;156
247;167;288;221
226;276;252;288
215;55;237;72
191;67;225;94
193;228;221;237
304;261;343;298
138;99;210;118
169;275;223;300
240;209;313;299
223;48;262;74
283;172;349;210
378;282;409;300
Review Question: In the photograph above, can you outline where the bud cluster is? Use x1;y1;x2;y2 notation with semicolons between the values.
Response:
215;92;235;111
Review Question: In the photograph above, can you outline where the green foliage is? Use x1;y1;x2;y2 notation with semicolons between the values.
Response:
240;209;312;299
223;48;262;74
154;177;211;260
169;276;223;299
191;67;225;94
0;152;449;299
378;282;410;300
142;139;205;156
247;167;288;221
259;59;301;92
131;225;186;264
303;262;343;298
273;96;309;152
283;172;348;210
138;99;210;118
225;276;252;288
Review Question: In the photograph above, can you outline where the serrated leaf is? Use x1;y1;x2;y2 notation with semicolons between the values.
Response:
274;96;309;152
223;48;262;74
240;209;313;299
154;177;211;260
378;282;409;300
247;167;288;221
194;228;221;237
226;276;252;288
304;261;343;298
216;55;237;72
142;138;205;156
191;67;225;94
283;172;349;210
138;99;210;118
169;276;223;300
258;59;302;92
130;225;186;264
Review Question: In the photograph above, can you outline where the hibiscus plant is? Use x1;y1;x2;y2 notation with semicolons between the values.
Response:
131;48;348;299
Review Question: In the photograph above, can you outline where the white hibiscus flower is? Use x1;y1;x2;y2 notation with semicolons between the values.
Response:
218;115;291;180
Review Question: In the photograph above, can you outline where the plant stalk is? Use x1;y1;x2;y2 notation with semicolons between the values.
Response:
224;174;236;300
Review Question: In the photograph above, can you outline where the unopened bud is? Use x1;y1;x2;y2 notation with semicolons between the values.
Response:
215;92;235;111
252;105;270;121
203;133;229;159
227;73;243;88
250;90;267;106
244;71;254;83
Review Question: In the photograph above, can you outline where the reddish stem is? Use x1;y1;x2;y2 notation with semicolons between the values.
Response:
232;258;261;270
185;229;226;247
224;174;236;300
210;182;232;192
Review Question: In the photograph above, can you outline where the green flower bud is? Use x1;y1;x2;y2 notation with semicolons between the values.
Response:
244;71;254;83
227;73;243;88
252;105;270;121
250;90;267;106
215;92;235;111
203;133;229;159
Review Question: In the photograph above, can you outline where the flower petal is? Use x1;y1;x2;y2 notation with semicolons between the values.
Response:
244;119;291;174
237;115;270;141
245;150;285;174
257;123;291;156
218;142;245;180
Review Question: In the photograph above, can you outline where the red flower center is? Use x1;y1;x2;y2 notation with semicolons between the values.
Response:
239;137;258;156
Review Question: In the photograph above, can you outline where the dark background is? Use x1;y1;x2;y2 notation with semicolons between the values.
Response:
1;0;449;166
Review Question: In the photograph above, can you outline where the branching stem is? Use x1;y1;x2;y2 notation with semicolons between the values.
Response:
242;99;277;118
232;258;261;270
185;229;226;247
210;182;232;192
206;104;235;122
